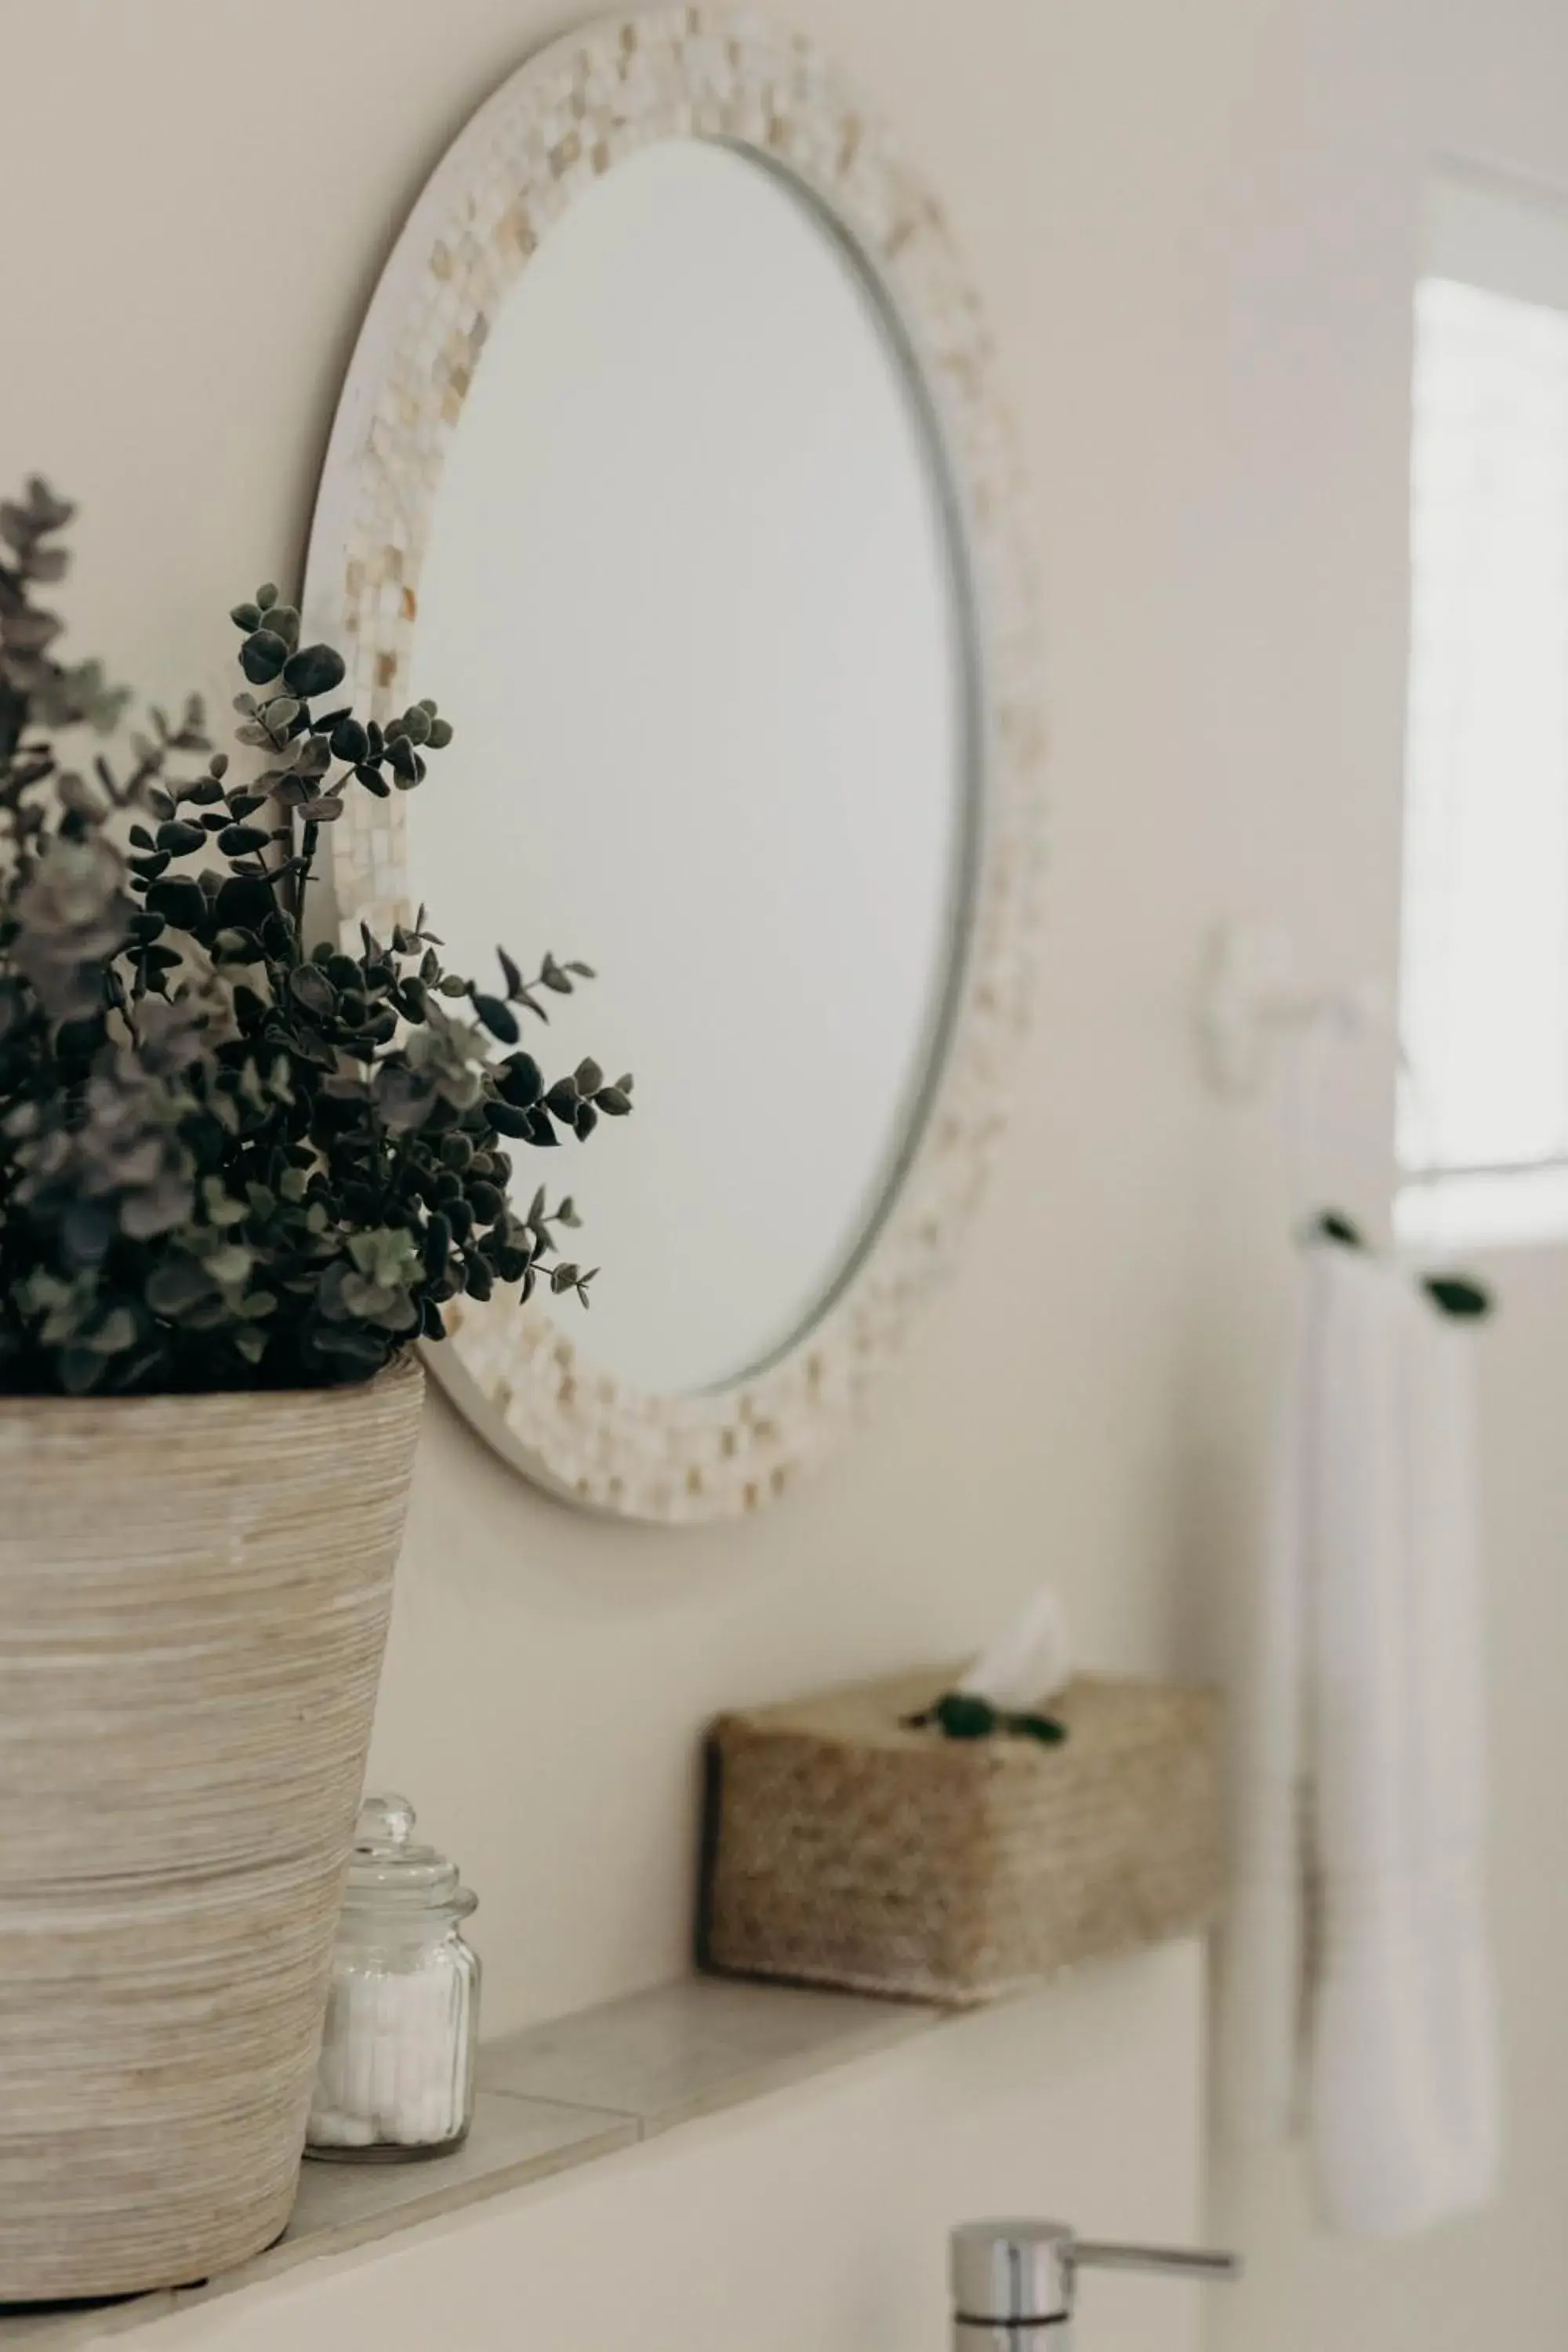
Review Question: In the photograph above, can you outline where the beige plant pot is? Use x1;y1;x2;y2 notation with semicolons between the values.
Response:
0;1350;424;2302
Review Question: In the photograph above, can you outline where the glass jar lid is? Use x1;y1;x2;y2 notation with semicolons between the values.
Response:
343;1793;477;1922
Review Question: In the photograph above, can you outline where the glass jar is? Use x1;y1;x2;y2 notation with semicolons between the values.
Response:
307;1794;480;2161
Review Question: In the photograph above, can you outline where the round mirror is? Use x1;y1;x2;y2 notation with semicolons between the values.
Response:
303;12;1042;1520
408;139;966;1398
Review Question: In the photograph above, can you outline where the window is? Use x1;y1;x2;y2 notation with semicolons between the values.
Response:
1397;166;1568;1247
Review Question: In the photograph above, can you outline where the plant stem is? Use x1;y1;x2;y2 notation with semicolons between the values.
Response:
292;818;320;952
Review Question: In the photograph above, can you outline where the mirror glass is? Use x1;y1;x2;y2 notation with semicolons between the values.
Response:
407;138;972;1396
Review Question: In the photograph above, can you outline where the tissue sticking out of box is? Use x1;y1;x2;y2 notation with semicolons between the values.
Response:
955;1587;1072;1714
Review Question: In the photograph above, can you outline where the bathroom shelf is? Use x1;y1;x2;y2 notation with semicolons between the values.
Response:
0;1976;943;2347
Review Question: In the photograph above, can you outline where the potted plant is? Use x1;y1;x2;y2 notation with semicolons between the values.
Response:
0;479;630;2300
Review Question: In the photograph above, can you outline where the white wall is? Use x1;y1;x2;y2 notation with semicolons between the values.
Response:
3;0;1566;2345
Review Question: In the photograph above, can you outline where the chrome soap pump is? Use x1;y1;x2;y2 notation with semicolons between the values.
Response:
950;2219;1238;2347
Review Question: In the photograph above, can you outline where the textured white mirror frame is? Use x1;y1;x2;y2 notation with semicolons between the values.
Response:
302;8;1044;1524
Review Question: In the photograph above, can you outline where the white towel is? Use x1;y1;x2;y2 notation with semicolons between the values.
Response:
1221;1240;1499;2237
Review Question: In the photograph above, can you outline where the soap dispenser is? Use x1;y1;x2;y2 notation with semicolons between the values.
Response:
949;2219;1238;2347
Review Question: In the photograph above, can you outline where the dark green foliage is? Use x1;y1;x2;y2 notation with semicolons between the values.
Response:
1316;1204;1492;1322
282;644;346;699
1009;1711;1068;1746
1423;1275;1491;1321
904;1691;1070;1748
238;630;289;684
0;481;630;1396
931;1693;997;1741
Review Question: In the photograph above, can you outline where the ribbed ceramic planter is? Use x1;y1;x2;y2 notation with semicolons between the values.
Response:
0;1351;424;2302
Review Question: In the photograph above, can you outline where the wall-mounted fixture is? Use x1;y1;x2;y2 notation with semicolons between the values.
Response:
950;2218;1238;2348
1198;920;1388;1099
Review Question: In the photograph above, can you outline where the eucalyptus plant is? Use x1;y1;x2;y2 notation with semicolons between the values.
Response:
0;478;630;1394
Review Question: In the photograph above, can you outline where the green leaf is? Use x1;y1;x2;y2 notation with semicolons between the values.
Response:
281;643;347;699
292;733;332;779
289;964;336;1020
214;875;273;929
310;1325;391;1374
155;818;206;856
498;1052;543;1109
58;1347;107;1395
230;601;262;631
1424;1275;1492;1321
932;1693;997;1741
1007;1711;1068;1746
61;1200;114;1268
486;1101;535;1138
144;875;208;931
146;1257;213;1316
473;993;519;1044
89;1306;139;1357
238;629;289;684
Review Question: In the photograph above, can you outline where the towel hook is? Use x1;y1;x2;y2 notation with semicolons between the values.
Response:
1199;920;1389;1098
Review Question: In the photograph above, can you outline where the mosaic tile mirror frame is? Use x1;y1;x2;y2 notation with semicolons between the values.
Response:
301;8;1044;1523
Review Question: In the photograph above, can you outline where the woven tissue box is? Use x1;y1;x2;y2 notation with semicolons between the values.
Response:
700;1666;1221;2007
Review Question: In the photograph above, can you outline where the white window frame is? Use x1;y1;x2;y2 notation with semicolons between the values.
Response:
1396;162;1568;1250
